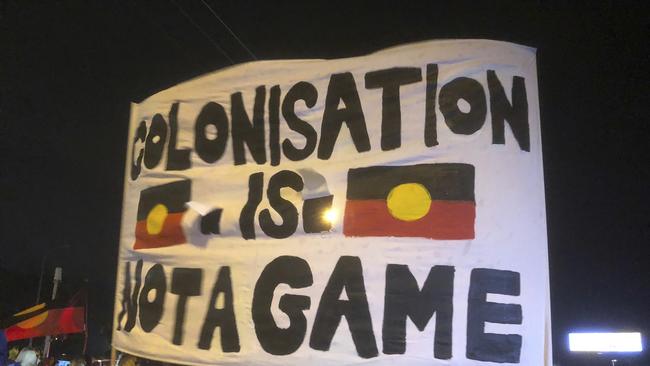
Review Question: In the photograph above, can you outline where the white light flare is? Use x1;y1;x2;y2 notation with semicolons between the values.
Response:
323;208;338;225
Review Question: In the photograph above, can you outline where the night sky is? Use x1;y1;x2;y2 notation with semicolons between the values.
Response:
1;1;648;364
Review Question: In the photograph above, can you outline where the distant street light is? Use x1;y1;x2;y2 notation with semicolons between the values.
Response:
569;332;643;353
29;243;71;346
35;244;71;304
568;332;644;366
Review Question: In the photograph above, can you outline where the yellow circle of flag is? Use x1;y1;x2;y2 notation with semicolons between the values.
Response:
387;183;432;221
146;204;169;235
15;303;49;329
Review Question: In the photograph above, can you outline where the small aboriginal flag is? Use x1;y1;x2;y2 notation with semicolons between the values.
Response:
134;180;191;249
2;303;85;341
343;163;475;240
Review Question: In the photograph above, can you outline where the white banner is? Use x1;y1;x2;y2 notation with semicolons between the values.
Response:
112;39;550;365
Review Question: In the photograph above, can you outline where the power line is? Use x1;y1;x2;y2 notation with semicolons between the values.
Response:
169;0;234;65
198;0;258;61
131;1;203;71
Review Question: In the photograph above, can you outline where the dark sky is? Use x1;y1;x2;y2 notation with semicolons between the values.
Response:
1;1;648;364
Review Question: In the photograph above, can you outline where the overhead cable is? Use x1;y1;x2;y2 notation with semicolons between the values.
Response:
170;0;234;64
198;0;258;60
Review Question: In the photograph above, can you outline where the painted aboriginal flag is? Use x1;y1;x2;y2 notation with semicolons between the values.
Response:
134;180;191;249
343;163;475;239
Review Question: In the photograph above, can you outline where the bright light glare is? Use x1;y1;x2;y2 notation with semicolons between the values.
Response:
323;208;338;224
569;332;643;353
